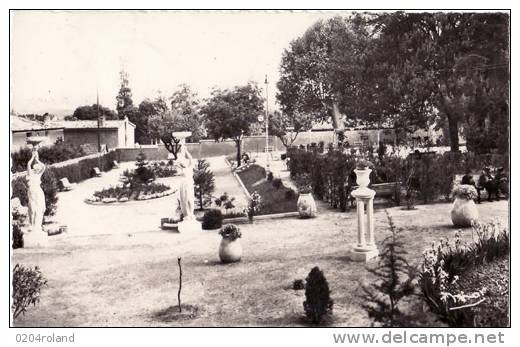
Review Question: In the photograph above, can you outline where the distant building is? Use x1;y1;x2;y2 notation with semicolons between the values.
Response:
52;116;135;153
10;115;65;151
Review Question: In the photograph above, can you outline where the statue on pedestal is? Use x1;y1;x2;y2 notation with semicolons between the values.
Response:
24;145;49;247
178;145;195;221
174;138;201;233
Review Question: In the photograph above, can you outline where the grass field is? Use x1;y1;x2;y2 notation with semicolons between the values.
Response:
11;199;508;327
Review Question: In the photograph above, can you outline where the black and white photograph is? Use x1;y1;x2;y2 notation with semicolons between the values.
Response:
7;5;511;338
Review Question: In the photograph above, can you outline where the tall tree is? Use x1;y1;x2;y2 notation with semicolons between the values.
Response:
132;96;169;144
116;69;135;119
277;15;373;136
269;110;313;148
169;84;206;142
67;104;118;121
202;83;264;167
373;12;509;152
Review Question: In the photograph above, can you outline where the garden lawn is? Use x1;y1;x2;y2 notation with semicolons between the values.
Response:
236;164;297;215
11;199;508;327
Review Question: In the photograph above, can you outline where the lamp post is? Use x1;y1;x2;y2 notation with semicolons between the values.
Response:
264;75;270;178
96;90;101;153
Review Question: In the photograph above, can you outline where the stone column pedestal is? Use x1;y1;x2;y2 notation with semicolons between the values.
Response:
23;229;49;248
178;218;202;233
349;187;378;262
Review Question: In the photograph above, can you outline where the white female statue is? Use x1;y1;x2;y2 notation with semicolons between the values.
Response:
177;144;201;232
178;145;195;220
25;148;48;246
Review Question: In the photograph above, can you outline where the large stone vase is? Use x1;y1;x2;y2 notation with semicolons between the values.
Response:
219;238;242;263
451;197;479;227
297;193;317;218
354;168;371;188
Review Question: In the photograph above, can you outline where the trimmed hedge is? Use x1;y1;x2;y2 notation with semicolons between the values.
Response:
11;151;116;216
50;151;116;183
288;148;508;208
11;143;87;173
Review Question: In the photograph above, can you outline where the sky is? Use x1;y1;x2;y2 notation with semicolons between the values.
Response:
10;10;343;116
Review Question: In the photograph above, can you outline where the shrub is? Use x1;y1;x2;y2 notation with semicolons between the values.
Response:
219;224;241;241
285;188;296;200
267;171;274;181
134;151;155;183
193;159;215;210
292;279;304;290
202;209;223;230
12;220;24;249
303;266;333;324
215;192;235;210
11;169;58;217
361;211;415;327
294;173;312;194
11;143;87;173
41;169;59;216
246;191;262;221
151;163;177;178
12;264;47;320
272;178;283;190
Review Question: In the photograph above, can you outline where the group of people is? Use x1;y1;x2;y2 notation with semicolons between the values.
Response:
462;166;509;203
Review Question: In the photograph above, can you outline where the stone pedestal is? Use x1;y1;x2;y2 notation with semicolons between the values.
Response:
23;230;49;248
349;186;378;262
178;219;202;233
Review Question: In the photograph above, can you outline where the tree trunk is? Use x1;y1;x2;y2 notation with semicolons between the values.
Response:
198;192;203;211
330;101;343;131
235;139;242;167
447;116;460;152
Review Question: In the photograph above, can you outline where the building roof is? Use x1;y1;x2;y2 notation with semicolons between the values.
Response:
10;116;64;132
51;119;135;130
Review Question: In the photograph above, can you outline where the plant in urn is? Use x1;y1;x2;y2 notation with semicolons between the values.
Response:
354;159;373;188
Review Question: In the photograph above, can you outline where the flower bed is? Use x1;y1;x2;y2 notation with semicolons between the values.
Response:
236;164;297;215
87;182;175;203
419;221;509;327
150;161;178;178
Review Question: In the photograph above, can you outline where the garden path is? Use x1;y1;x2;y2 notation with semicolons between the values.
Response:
52;156;247;237
205;156;249;209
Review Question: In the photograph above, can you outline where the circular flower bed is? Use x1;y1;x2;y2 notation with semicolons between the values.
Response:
87;182;175;204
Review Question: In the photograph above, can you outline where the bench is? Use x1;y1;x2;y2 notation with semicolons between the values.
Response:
346;182;401;206
58;177;76;191
92;167;102;177
264;146;274;152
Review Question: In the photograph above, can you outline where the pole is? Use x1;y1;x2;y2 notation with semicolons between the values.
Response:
96;90;101;152
264;75;270;178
